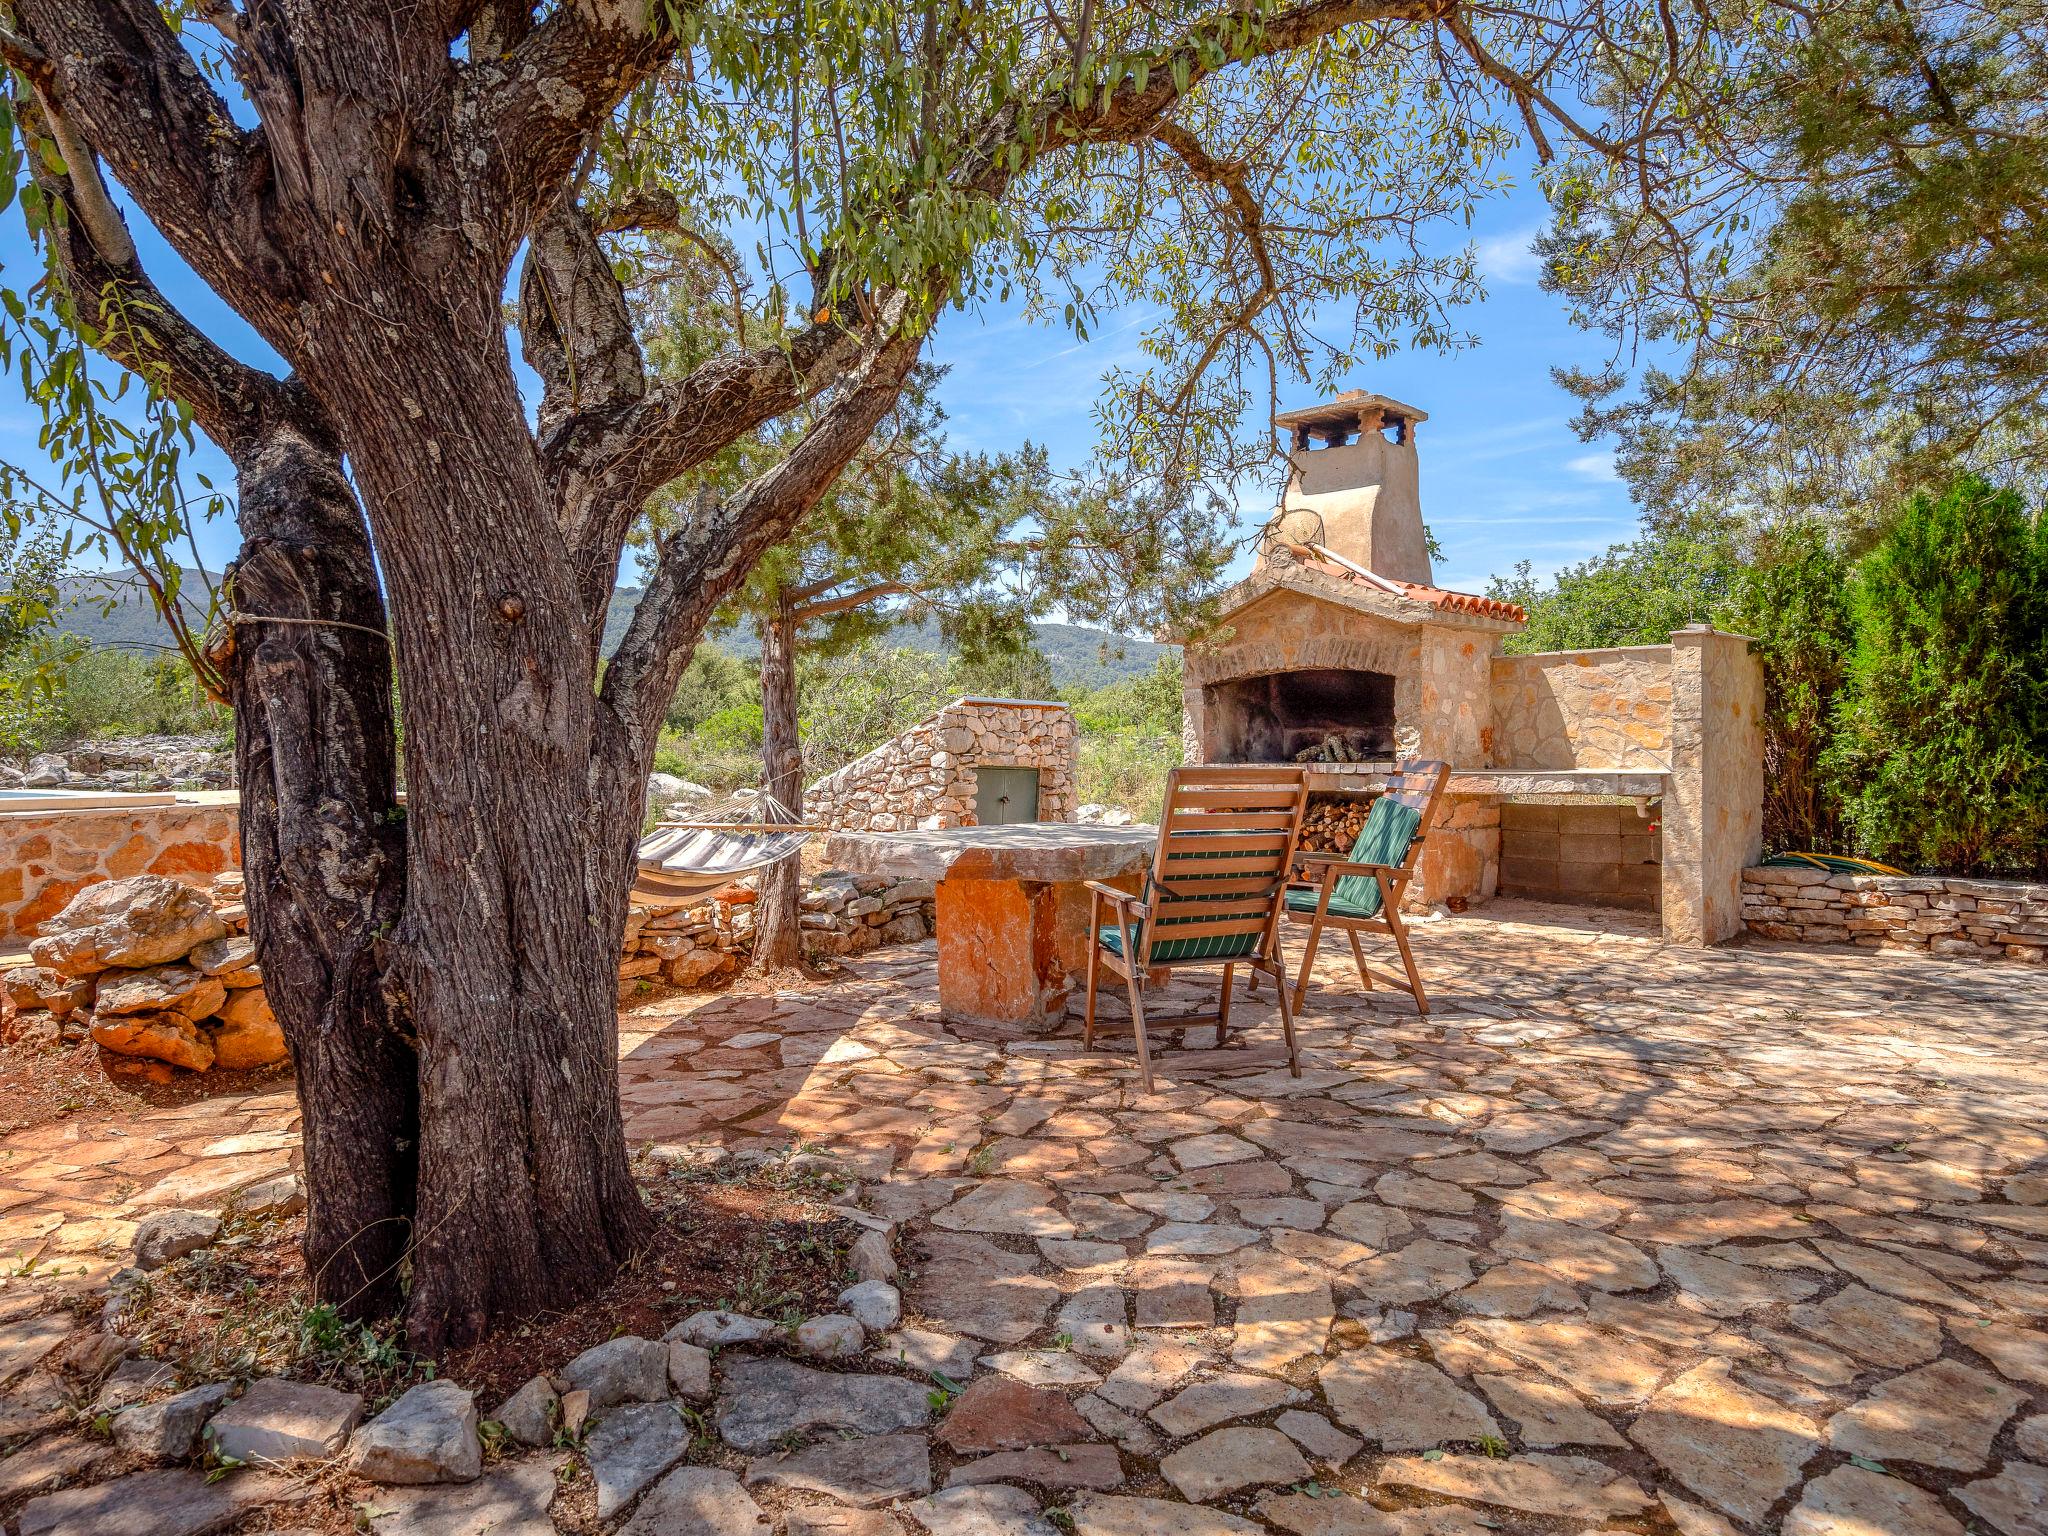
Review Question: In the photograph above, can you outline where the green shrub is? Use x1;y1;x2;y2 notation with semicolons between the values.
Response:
1724;522;1856;853
1827;476;2048;875
1077;730;1183;817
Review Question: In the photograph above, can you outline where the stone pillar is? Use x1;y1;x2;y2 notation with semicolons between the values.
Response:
1662;625;1764;945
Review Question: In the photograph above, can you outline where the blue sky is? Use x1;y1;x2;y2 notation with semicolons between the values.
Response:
1;149;1641;618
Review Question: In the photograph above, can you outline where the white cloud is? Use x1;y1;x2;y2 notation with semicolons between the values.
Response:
1565;451;1620;482
1474;227;1544;286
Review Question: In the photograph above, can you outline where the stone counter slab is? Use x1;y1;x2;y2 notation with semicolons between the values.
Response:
826;824;1158;885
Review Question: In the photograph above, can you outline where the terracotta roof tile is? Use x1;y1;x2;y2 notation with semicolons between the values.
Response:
1285;549;1526;623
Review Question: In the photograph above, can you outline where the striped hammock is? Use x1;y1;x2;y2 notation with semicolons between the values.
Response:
632;794;816;905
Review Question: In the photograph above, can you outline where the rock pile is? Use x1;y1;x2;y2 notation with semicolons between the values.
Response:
1;873;283;1073
3;735;234;792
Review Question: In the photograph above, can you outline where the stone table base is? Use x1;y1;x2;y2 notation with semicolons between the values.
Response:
935;875;1140;1031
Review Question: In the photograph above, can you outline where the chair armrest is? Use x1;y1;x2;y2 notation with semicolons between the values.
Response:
1084;881;1148;916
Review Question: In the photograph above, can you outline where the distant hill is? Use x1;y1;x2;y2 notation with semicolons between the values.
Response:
54;570;1175;688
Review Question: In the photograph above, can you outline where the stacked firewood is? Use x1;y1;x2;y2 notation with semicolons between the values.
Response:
1297;793;1378;854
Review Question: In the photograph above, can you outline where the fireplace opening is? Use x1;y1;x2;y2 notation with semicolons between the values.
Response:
1204;668;1396;764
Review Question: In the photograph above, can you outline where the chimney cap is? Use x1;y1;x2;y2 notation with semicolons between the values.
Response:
1275;389;1429;436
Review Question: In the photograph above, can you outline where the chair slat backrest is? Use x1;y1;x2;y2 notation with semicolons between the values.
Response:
1141;766;1308;963
1321;759;1450;919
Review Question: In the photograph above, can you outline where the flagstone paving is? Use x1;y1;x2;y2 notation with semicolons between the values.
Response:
5;898;2048;1534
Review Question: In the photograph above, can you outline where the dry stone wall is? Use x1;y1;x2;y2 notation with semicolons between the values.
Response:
1742;864;2048;963
618;872;937;996
803;698;1077;832
0;799;240;944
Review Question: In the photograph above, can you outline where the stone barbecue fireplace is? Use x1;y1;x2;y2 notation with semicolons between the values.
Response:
1171;385;1767;949
1203;667;1397;765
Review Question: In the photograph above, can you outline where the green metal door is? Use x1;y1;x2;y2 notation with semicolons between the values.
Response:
974;767;1041;826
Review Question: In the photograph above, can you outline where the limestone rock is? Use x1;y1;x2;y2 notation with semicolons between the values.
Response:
1628;1360;1820;1524
797;1313;867;1358
94;964;226;1021
1;965;94;1016
1274;1408;1364;1466
1471;1373;1623;1449
907;1484;1061;1536
206;1377;364;1464
1148;1371;1305;1438
1788;1284;1942;1369
94;1356;175;1411
1377;1452;1653;1521
228;1173;306;1218
111;1380;232;1462
492;1374;558;1447
787;1509;908;1536
92;1011;215;1072
875;1327;980;1381
948;1444;1125;1491
667;1339;711;1400
670;1309;775;1347
840;1279;904;1331
717;1358;931;1454
1320;1350;1498;1449
1348;1238;1476;1304
133;1208;221;1270
931;1180;1075;1238
1068;1493;1265;1535
0;1432;108;1503
744;1432;932;1506
349;1379;482;1484
1159;1426;1309;1501
16;1468;300;1536
363;1456;562;1535
31;876;227;976
560;1334;669;1409
912;1232;1060;1343
206;986;286;1069
620;1466;770;1536
188;934;256;977
1827;1358;2025;1471
1957;1461;2048;1536
1494;1215;1658;1292
1782;1465;1966;1536
585;1401;687;1520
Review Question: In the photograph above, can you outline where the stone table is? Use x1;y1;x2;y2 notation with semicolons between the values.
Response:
825;824;1157;1030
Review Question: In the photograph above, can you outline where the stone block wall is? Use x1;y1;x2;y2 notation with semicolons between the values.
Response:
1741;866;2048;963
0;799;240;946
617;872;937;996
1500;801;1661;912
804;698;1078;832
1487;647;1672;770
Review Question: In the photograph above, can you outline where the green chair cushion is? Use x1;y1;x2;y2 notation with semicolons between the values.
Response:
1098;923;1265;963
1300;795;1422;921
1283;886;1381;922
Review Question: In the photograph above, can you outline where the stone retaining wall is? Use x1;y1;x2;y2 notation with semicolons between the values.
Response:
618;872;936;996
0;799;240;945
1741;864;2048;963
804;697;1077;832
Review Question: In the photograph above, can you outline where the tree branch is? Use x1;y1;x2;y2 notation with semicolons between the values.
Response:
791;579;910;624
599;327;925;747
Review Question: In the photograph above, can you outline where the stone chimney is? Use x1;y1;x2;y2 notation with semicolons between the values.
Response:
1263;390;1432;585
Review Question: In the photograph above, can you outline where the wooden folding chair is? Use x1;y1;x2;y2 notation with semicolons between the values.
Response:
1083;765;1309;1095
1281;758;1450;1014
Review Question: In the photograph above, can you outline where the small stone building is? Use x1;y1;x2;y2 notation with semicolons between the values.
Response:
1178;389;1764;946
804;697;1079;833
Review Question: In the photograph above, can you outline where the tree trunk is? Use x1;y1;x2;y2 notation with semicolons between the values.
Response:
295;267;653;1353
753;597;806;972
223;401;416;1321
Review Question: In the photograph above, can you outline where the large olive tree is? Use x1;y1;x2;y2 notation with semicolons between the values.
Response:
1;0;1698;1349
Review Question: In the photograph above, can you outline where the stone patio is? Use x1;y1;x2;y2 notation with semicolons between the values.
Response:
5;900;2048;1534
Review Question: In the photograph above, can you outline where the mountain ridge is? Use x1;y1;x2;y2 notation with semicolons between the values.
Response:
50;571;1174;687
